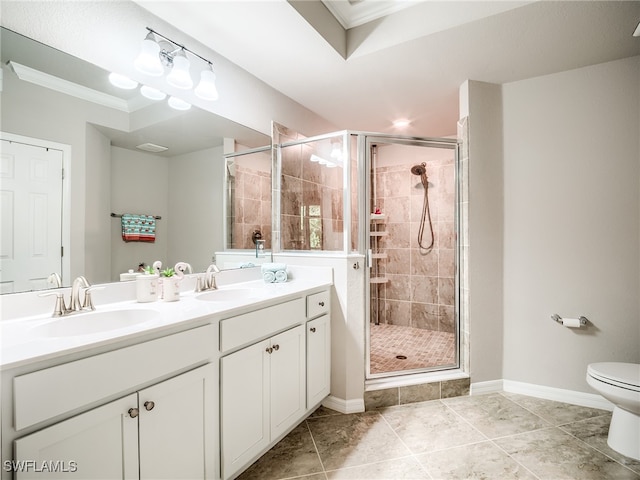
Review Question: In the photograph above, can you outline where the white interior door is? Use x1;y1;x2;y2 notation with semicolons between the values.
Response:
0;139;63;293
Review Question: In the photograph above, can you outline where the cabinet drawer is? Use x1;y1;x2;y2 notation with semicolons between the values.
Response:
306;291;330;319
14;324;215;431
220;298;305;353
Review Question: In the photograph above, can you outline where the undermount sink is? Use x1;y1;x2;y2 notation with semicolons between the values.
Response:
196;288;264;303
32;309;159;337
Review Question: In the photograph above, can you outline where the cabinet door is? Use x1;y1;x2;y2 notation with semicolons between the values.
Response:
138;364;216;480
13;394;138;480
221;340;270;480
270;325;306;439
307;315;331;407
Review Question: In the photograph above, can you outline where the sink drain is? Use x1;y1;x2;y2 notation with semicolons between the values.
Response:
396;355;407;360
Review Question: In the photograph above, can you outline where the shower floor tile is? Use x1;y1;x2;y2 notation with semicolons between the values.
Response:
369;323;455;374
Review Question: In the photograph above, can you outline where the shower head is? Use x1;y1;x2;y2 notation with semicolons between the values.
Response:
411;163;427;176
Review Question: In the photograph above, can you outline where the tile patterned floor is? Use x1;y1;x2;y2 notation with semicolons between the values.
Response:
370;323;455;374
237;392;640;480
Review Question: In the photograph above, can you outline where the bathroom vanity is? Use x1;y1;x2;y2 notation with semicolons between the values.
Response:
0;269;332;480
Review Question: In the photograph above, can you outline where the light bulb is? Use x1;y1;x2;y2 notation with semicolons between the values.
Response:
134;32;164;77
168;96;191;111
166;49;193;90
140;85;166;100
108;73;138;89
194;67;219;101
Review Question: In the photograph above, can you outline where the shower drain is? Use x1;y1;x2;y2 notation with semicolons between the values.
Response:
395;355;407;360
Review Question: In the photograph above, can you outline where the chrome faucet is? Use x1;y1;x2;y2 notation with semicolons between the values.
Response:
39;276;98;317
47;272;62;288
196;264;220;292
69;276;91;312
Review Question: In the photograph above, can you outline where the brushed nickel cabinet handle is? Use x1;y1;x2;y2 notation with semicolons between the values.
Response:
319;301;325;307
128;408;139;418
310;327;317;333
266;347;273;354
272;344;280;351
144;401;155;411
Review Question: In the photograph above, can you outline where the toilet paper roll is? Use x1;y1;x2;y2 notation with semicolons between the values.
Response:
562;317;582;328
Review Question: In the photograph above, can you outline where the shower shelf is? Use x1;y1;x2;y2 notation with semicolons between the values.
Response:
369;231;388;237
370;277;389;284
370;213;385;221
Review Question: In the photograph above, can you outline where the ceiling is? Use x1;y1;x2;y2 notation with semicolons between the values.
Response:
135;0;640;137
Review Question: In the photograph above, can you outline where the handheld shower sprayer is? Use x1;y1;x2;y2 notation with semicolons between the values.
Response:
410;162;434;251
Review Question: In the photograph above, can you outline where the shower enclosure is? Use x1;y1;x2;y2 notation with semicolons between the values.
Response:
366;136;459;379
228;127;462;381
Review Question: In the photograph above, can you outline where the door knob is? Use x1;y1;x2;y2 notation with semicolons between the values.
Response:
128;408;139;418
310;327;316;333
266;346;273;354
144;401;155;411
272;344;280;351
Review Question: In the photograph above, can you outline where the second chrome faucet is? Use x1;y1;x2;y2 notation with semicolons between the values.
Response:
195;264;220;292
40;275;100;317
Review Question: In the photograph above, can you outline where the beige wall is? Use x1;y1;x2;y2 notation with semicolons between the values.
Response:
461;80;505;384
502;56;640;392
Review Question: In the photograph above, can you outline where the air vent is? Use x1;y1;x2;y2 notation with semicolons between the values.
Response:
136;143;169;153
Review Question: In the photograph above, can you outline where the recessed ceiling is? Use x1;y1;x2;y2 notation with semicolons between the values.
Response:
320;0;419;29
136;1;640;137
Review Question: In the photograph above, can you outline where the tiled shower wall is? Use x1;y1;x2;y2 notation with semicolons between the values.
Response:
371;146;456;333
230;162;272;250
280;143;344;251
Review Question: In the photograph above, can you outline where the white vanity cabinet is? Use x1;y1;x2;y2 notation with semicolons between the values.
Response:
14;394;139;479
220;291;330;480
306;315;331;407
220;325;305;479
305;291;331;407
13;364;214;480
4;324;217;480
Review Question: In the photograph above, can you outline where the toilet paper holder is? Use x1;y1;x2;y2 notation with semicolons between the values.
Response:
551;314;588;326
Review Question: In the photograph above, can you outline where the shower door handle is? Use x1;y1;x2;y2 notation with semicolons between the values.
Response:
367;249;373;268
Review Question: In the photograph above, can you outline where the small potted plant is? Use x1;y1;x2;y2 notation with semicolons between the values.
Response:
137;265;159;303
160;268;180;302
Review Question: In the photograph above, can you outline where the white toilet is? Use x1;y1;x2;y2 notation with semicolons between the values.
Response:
587;362;640;460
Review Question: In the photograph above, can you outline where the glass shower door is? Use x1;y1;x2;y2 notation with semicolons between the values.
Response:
363;135;460;379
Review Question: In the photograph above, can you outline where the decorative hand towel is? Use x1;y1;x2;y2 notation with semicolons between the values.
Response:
274;270;288;283
263;271;276;283
121;214;156;243
121;214;140;242
138;215;156;243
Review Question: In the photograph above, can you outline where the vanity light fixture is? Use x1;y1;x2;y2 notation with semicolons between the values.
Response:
194;64;219;101
140;85;166;101
168;96;191;111
108;72;138;90
134;27;219;101
310;154;341;168
165;48;192;90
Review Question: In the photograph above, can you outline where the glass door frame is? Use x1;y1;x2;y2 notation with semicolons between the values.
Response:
359;133;461;380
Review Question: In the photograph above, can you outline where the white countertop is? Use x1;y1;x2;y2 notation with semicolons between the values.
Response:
1;273;332;371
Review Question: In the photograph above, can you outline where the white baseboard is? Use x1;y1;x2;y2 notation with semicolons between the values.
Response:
503;379;614;411
322;395;365;414
470;379;504;395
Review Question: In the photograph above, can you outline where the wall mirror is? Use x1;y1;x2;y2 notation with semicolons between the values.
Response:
0;27;270;294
